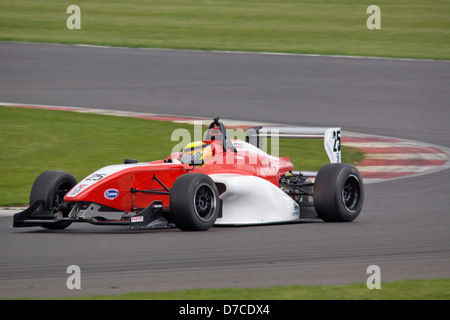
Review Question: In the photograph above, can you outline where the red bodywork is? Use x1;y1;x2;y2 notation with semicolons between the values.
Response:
64;139;294;212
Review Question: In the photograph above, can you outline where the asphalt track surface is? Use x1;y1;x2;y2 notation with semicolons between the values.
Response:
0;42;449;298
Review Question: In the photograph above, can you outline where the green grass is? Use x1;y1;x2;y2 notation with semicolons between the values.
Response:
0;106;362;206
0;0;449;59
0;106;193;206
53;279;450;300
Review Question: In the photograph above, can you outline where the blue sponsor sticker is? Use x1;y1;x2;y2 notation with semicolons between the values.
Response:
104;189;119;200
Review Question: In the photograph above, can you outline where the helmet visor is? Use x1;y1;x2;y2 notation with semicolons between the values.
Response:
181;143;210;165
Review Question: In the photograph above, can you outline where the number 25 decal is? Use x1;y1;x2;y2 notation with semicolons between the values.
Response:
333;131;341;152
85;173;107;181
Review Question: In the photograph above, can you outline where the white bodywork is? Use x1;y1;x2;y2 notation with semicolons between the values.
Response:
209;126;342;225
210;174;300;225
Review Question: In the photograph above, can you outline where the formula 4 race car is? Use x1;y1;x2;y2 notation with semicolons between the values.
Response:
13;117;364;231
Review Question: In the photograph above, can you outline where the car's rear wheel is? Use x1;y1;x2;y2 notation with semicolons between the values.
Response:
313;163;364;222
169;173;220;231
29;170;77;229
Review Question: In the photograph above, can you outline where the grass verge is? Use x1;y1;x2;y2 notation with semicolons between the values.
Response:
0;106;362;206
51;278;450;300
0;0;449;60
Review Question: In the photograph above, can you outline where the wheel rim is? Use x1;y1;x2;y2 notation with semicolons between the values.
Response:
341;174;361;212
53;182;73;217
194;184;216;221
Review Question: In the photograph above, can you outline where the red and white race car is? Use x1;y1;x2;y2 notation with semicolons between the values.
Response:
13;118;364;231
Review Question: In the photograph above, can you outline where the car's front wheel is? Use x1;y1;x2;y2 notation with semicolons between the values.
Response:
169;173;220;231
29;170;77;229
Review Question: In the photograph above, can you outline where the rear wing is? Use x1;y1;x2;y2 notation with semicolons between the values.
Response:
245;126;341;163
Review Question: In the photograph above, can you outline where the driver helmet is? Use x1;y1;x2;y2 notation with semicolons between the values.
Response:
181;141;213;165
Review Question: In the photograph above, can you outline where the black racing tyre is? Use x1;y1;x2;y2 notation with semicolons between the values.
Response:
169;173;220;231
313;163;364;222
29;170;77;229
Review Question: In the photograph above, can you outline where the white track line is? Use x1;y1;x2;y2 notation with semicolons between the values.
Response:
7;41;449;62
